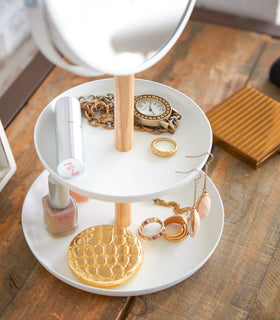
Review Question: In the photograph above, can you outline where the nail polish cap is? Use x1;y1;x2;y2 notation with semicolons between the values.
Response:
55;96;84;179
48;175;70;209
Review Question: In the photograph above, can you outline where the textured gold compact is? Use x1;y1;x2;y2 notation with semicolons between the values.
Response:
207;86;280;168
68;225;143;288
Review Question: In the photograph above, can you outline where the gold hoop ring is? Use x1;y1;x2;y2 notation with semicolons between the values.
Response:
163;216;188;242
151;138;178;157
138;217;165;241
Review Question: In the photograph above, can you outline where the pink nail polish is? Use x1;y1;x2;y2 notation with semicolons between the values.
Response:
42;175;78;235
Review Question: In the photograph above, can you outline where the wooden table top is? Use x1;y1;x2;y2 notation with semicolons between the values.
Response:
1;20;280;320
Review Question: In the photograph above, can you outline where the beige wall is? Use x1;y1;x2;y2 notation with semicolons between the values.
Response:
0;0;37;97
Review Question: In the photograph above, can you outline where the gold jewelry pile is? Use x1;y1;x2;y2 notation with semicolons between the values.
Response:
79;94;181;134
148;153;214;241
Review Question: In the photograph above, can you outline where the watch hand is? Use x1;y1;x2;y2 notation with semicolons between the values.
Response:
149;106;155;115
152;103;160;115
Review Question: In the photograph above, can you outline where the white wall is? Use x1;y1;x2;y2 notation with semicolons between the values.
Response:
0;0;37;97
0;0;279;99
196;0;280;24
277;1;280;24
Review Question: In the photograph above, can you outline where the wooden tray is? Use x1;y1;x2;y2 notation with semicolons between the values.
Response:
207;86;280;168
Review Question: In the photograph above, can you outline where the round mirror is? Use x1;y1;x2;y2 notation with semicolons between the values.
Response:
26;0;196;75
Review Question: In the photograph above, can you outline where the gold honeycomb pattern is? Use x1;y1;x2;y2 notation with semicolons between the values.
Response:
67;225;144;288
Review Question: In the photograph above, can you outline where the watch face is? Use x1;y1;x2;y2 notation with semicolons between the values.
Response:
134;95;171;120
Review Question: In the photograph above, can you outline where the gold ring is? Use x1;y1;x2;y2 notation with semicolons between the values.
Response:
138;217;165;241
163;216;188;242
151;138;178;157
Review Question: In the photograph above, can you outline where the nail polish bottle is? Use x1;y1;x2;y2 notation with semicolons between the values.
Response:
70;190;89;202
42;175;78;235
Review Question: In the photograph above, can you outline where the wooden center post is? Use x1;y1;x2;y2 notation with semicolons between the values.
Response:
114;74;134;227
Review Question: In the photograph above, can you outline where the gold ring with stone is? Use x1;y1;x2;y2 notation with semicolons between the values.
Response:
151;138;178;157
138;217;165;241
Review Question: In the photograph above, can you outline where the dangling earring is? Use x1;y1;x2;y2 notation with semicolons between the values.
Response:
187;170;201;237
185;153;213;220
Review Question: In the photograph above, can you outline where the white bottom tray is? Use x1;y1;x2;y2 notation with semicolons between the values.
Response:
22;170;224;296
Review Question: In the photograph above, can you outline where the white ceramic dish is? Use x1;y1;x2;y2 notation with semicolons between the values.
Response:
34;78;212;203
22;170;224;296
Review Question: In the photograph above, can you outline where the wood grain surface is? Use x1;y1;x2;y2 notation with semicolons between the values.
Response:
0;20;279;320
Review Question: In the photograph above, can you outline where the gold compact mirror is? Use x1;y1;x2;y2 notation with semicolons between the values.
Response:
68;225;143;288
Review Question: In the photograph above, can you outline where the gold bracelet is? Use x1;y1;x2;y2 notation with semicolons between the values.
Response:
151;138;178;157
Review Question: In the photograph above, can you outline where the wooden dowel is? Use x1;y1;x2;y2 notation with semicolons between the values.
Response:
115;203;132;227
114;74;134;152
114;74;134;226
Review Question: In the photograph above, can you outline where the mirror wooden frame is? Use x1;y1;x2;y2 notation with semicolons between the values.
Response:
0;120;16;191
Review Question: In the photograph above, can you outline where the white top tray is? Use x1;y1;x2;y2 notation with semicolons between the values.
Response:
34;78;212;202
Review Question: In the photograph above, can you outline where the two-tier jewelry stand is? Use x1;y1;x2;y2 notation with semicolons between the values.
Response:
22;78;224;296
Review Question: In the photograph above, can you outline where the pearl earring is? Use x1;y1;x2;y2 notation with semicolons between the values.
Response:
187;171;201;237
